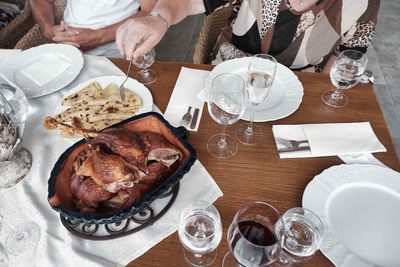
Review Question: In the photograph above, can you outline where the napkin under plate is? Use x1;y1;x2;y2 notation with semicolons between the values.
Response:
164;67;209;131
273;122;386;158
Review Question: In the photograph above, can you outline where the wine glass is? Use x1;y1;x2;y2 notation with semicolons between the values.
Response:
321;49;368;107
0;84;32;188
0;214;40;256
207;73;246;159
274;207;324;265
222;201;284;267
236;54;277;145
133;47;157;84
178;201;223;266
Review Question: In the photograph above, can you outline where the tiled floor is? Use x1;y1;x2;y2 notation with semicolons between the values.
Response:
157;1;400;158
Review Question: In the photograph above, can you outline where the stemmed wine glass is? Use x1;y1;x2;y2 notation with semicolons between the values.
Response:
133;47;157;84
0;214;40;257
207;73;246;159
178;201;223;266
321;49;368;107
274;207;324;265
236;54;277;145
0;83;32;188
222;201;284;267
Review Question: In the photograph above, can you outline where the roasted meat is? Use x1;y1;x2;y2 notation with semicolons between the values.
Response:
75;146;145;193
67;131;183;213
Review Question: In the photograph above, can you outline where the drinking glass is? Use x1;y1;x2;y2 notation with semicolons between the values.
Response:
321;49;368;107
133;48;157;84
0;84;32;188
275;207;324;265
207;73;246;159
0;214;40;256
236;54;277;145
178;201;223;266
222;201;284;267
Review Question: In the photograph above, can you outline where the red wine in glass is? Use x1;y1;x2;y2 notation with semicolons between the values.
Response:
223;201;283;267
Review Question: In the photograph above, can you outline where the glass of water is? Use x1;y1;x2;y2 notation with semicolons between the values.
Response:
321;49;368;107
207;73;246;159
178;201;223;266
275;207;324;264
133;47;157;84
236;54;277;145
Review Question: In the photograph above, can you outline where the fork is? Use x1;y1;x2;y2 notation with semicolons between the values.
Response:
276;137;309;148
180;107;192;126
118;59;133;101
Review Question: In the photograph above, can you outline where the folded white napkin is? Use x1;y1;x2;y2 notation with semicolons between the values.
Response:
164;67;210;131
272;122;386;159
21;53;71;86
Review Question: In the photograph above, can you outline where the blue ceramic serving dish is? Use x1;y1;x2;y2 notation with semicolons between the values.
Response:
48;112;197;224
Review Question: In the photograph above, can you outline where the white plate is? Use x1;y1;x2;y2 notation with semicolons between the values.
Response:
205;57;303;122
302;164;400;267
0;44;83;98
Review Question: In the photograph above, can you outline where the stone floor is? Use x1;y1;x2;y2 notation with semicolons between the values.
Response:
156;1;400;159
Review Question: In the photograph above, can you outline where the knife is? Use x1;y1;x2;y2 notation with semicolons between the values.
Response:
278;146;311;153
190;108;200;129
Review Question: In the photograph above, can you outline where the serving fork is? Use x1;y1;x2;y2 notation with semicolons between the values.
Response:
276;137;309;148
180;107;192;126
118;59;133;101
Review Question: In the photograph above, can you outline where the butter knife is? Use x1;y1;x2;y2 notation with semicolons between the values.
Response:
278;146;311;153
190;108;200;129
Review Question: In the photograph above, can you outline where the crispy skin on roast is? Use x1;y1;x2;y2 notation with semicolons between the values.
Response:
70;174;113;206
89;128;150;173
68;129;183;213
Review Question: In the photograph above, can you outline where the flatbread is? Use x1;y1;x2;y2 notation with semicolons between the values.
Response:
48;82;143;137
61;82;102;106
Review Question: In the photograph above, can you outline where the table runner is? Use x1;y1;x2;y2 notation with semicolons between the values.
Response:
0;51;223;266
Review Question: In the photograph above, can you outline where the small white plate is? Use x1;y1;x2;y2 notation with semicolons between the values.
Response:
205;57;303;122
303;164;400;267
0;44;83;98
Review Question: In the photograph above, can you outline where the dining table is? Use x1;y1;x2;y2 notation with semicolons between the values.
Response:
106;59;400;267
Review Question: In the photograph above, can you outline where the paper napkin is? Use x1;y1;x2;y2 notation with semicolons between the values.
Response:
164;67;210;131
272;122;386;159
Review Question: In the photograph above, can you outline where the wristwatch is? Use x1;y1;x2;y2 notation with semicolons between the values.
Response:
149;12;170;29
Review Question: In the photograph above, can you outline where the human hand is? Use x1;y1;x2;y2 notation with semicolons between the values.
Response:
46;21;80;48
52;25;101;51
116;16;168;60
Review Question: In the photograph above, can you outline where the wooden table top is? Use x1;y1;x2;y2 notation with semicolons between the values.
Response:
111;59;399;267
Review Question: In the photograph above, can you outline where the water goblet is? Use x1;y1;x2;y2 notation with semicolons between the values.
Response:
133;48;157;84
178;201;223;266
236;54;277;145
274;207;324;265
222;201;284;267
0;84;32;188
0;214;40;257
321;49;368;107
207;73;246;159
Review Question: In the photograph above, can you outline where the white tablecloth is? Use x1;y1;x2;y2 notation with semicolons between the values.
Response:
0;51;223;266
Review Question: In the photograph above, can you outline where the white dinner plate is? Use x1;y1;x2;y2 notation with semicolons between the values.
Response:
205;57;303;122
302;164;400;267
0;44;84;98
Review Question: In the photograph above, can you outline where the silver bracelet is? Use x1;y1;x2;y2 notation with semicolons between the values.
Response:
149;12;170;29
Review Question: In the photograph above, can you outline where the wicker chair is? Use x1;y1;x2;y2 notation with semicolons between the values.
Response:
192;5;233;64
15;0;66;50
0;0;35;49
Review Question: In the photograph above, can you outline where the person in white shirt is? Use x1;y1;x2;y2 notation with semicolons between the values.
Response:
30;0;157;57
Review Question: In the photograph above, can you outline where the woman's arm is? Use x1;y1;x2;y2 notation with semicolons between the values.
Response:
116;0;206;60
